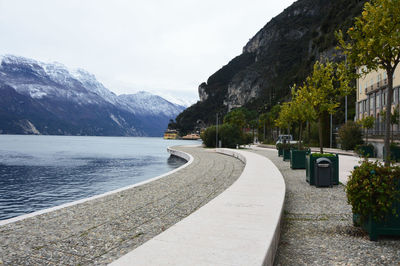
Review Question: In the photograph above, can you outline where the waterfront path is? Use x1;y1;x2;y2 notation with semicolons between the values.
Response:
251;147;400;265
0;146;244;265
111;148;285;266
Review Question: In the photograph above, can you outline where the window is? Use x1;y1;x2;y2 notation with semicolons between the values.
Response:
370;97;374;109
378;74;382;82
383;92;386;106
396;88;400;103
393;89;396;103
377;94;381;108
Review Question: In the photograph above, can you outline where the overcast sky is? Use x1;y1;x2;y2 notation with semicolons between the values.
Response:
0;0;296;104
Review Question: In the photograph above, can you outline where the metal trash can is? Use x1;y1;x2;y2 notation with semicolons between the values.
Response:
314;157;332;187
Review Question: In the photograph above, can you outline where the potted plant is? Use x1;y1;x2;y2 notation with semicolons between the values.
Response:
275;101;295;162
306;153;339;185
282;142;293;161
356;116;375;157
383;143;400;162
346;160;400;241
290;148;311;169
355;143;375;158
390;143;400;162
276;143;284;157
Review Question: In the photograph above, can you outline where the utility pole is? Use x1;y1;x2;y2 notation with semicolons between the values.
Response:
216;113;218;149
345;95;348;123
330;114;333;148
345;54;348;124
263;121;266;142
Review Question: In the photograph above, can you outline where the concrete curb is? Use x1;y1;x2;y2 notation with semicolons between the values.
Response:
0;146;194;227
110;148;286;266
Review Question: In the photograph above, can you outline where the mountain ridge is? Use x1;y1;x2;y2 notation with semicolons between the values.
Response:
0;55;185;136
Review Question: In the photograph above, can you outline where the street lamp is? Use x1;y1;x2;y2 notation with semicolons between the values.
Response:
216;113;219;149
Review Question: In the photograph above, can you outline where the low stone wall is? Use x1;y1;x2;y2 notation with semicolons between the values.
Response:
217;148;285;266
111;148;286;266
167;146;192;162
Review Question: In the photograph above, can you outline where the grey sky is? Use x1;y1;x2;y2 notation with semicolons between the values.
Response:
0;0;296;104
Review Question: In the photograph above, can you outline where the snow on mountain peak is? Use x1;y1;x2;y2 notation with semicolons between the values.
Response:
0;54;186;121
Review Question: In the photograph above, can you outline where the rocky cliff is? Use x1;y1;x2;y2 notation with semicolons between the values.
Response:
176;0;366;133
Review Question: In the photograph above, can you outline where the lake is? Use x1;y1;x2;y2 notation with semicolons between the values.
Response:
0;135;199;220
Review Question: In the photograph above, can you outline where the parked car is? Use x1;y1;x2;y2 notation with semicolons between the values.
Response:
276;134;297;145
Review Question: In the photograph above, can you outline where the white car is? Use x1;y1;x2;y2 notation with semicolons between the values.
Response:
276;135;297;145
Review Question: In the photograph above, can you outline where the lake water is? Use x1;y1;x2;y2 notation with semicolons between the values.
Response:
0;135;200;220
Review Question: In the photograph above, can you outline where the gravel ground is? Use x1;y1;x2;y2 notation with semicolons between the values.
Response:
0;146;244;265
252;148;400;265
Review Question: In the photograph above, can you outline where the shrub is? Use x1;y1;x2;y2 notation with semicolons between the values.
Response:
201;126;217;148
355;144;375;157
243;133;253;145
311;153;336;157
218;124;245;148
346;160;400;223
201;124;247;148
338;121;363;150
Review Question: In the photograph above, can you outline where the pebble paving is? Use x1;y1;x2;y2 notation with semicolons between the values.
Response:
252;148;400;265
0;146;244;265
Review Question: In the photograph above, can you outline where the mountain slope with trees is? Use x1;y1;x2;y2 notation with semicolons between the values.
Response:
176;0;367;134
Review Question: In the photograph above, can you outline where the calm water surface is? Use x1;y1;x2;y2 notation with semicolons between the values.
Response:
0;135;199;220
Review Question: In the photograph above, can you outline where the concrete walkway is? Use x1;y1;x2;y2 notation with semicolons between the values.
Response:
111;148;285;266
0;146;244;265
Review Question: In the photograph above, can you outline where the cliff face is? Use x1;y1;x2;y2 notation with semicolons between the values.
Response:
176;0;366;133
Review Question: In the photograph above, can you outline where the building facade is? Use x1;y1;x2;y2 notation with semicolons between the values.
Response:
356;66;400;135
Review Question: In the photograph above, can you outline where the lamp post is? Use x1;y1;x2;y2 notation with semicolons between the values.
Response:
345;96;348;123
330;114;333;148
216;113;218;149
345;54;348;124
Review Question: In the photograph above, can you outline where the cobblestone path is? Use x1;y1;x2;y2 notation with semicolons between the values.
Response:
0;146;244;265
252;148;400;265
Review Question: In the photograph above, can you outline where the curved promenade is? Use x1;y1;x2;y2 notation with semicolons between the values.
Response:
111;148;285;266
0;146;244;265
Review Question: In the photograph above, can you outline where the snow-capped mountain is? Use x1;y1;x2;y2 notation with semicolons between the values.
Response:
0;55;186;136
118;91;185;117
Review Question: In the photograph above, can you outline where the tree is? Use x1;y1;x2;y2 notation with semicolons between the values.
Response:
258;113;269;142
167;119;177;130
337;0;400;164
223;109;246;129
248;119;258;142
380;105;399;143
275;101;294;135
291;84;316;149
359;115;375;144
299;60;350;153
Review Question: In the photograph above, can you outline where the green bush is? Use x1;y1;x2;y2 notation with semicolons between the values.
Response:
201;124;249;148
243;133;253;145
311;153;336;157
338;121;363;150
346;160;400;223
355;144;375;157
201;126;217;148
